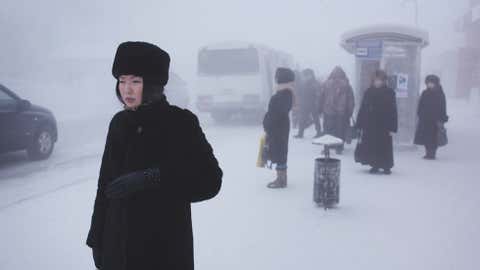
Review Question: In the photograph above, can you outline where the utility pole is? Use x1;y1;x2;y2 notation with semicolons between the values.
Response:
402;0;419;27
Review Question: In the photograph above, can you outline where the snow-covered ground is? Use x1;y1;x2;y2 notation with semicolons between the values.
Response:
0;99;479;270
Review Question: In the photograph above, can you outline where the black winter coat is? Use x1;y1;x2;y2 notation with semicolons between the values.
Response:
263;89;293;165
414;87;448;147
86;97;222;270
355;86;398;169
298;79;321;113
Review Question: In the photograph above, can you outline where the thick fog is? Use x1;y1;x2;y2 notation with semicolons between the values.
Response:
0;0;468;117
1;1;479;270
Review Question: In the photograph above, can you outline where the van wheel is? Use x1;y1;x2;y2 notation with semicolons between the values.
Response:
27;126;55;160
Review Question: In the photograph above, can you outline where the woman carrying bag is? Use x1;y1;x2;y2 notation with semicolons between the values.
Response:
354;70;398;175
414;75;449;160
262;68;295;189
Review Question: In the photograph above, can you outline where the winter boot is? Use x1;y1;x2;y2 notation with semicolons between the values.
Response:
383;168;392;175
369;167;380;174
424;146;437;160
267;170;287;189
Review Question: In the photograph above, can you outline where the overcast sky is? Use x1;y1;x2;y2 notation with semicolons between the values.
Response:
1;0;470;82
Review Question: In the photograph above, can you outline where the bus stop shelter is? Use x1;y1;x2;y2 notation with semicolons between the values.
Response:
340;24;429;145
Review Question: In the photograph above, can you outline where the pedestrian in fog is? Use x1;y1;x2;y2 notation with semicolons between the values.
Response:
318;66;355;154
355;70;398;175
86;41;222;270
294;68;323;139
414;75;449;160
263;68;295;189
291;69;303;129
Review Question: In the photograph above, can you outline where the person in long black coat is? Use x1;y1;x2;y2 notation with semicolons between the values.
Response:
355;70;398;175
263;67;294;188
294;69;322;138
414;75;448;159
86;42;222;270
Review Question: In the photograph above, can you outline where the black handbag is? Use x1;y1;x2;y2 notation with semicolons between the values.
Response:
437;124;448;147
354;131;367;164
345;118;360;145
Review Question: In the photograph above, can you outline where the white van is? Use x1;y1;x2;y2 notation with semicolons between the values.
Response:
195;42;294;122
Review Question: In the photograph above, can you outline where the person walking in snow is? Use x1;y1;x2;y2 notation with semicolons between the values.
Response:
291;69;303;129
263;68;295;189
294;68;323;139
86;41;222;270
355;70;398;175
414;75;449;160
318;66;355;154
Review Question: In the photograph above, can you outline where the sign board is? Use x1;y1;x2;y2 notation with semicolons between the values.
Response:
396;73;409;98
356;48;368;57
355;40;383;60
387;74;409;98
384;45;407;58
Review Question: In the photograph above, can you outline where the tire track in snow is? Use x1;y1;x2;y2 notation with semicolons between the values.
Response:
0;175;94;211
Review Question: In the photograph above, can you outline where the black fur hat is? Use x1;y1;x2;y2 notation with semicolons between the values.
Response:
112;41;170;86
275;67;295;84
425;74;440;85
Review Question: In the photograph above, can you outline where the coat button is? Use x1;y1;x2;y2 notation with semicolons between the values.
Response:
137;126;143;134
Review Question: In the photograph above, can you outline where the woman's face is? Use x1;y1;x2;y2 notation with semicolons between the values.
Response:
118;75;143;108
373;78;384;88
426;82;436;89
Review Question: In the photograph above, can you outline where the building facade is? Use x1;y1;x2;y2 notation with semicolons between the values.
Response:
456;0;480;98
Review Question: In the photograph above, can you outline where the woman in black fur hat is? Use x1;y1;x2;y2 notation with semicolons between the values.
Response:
263;67;295;188
414;75;449;160
355;70;398;175
86;41;222;270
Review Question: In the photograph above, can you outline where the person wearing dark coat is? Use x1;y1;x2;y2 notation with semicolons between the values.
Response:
414;75;449;160
319;66;355;154
86;41;223;270
294;69;322;138
263;67;294;189
355;70;398;175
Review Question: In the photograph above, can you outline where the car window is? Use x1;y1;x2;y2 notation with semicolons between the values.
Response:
0;89;15;101
0;89;17;112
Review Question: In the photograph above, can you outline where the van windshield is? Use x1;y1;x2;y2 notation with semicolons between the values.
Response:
198;48;260;76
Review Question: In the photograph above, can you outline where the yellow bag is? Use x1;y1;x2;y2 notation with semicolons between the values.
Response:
256;134;267;168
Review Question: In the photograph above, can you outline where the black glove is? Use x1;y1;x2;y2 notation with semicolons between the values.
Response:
105;168;161;199
92;247;103;269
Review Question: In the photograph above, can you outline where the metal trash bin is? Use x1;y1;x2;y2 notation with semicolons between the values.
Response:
312;136;343;209
314;157;340;209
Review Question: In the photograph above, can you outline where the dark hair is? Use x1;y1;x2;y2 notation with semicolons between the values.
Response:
328;66;347;81
425;74;440;86
115;79;164;105
371;70;388;87
275;67;295;84
302;68;315;77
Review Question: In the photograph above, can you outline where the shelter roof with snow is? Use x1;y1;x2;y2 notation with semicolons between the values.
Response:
340;24;430;54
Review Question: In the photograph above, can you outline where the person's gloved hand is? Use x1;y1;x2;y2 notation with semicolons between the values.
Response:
105;168;161;199
92;247;103;269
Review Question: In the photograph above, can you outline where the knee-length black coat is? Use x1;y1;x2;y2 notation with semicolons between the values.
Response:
414;87;448;147
86;97;222;270
355;86;398;169
263;88;293;166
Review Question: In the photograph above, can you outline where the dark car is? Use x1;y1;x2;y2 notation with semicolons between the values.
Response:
0;84;58;160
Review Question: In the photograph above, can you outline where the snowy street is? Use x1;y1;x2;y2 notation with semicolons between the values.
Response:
0;100;478;270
